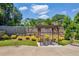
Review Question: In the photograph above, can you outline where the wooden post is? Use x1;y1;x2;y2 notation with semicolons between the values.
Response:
52;28;53;41
57;26;59;43
38;28;41;37
28;26;29;35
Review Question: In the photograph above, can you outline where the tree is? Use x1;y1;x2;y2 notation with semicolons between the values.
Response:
75;24;79;40
74;12;79;24
29;19;37;27
0;3;14;25
65;26;71;40
74;12;79;40
52;14;66;26
43;18;52;25
62;16;71;29
12;7;22;25
0;3;22;26
64;20;76;41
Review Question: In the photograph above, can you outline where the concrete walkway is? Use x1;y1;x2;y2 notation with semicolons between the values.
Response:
0;45;79;56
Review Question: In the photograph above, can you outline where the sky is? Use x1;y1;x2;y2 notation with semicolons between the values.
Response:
14;3;79;19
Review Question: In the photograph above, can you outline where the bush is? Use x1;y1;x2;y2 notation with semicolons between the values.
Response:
58;38;64;41
65;28;71;40
0;31;6;35
58;40;70;45
18;38;22;40
72;40;79;44
0;31;6;39
75;32;79;40
44;34;49;39
37;37;41;42
32;39;36;41
11;35;17;39
17;36;24;40
2;34;10;39
30;35;37;41
25;36;30;40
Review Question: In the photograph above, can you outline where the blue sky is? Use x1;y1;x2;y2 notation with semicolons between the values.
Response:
14;3;79;19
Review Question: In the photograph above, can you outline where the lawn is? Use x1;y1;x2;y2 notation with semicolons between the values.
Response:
0;40;37;46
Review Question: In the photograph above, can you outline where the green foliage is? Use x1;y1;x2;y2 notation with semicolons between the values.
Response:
31;39;36;41
44;18;52;25
0;31;6;39
52;14;66;26
29;19;37;27
75;24;79;40
52;14;65;21
74;12;79;24
23;18;53;27
64;18;76;40
0;31;6;36
73;12;79;40
11;35;17;39
2;34;10;39
58;40;70;45
62;16;71;29
73;40;79;43
75;33;79;40
65;27;71;40
0;3;22;25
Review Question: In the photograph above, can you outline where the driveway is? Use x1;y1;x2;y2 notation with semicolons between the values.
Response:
0;45;79;56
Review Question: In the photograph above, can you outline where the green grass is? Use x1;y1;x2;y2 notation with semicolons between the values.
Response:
0;40;37;46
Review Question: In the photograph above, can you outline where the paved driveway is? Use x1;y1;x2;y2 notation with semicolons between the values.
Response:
0;46;79;56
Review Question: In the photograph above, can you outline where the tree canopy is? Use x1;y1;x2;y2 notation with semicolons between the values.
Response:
0;3;22;26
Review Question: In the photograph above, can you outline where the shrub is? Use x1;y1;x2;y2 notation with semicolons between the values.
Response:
75;32;79;40
30;35;37;41
59;36;64;40
37;37;41;42
58;40;70;45
11;35;17;39
2;34;10;39
72;40;79;44
32;39;36;41
0;31;6;39
17;36;24;40
58;38;64;41
44;34;49;39
64;27;72;40
18;38;22;40
25;36;30;40
0;31;6;36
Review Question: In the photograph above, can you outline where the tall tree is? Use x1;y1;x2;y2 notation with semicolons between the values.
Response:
62;16;71;29
52;14;66;26
43;18;52;25
74;12;79;40
74;12;79;24
0;3;22;26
